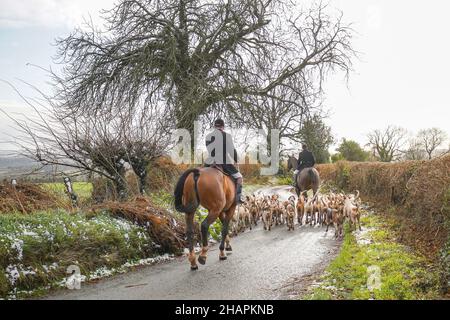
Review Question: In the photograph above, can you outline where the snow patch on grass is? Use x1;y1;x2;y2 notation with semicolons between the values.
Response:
354;227;375;246
0;210;173;299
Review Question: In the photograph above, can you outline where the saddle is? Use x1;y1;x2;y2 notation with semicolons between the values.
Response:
209;163;236;183
207;164;237;184
209;163;227;175
206;163;243;204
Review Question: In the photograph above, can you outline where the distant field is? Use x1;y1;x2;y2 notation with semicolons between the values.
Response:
0;155;78;179
41;182;93;201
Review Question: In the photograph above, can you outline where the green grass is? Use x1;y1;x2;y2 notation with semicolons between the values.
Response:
41;182;93;202
276;175;293;186
149;190;174;209
0;209;157;299
305;212;440;300
195;207;222;242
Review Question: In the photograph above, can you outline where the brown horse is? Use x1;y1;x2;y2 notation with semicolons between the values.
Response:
174;167;237;270
287;155;321;198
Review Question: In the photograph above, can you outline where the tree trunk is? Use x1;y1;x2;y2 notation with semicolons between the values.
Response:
113;160;128;201
176;101;200;157
266;128;272;157
129;158;149;195
138;171;147;195
113;173;127;201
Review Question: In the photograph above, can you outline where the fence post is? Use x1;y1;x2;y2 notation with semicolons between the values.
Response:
64;177;78;207
10;178;26;213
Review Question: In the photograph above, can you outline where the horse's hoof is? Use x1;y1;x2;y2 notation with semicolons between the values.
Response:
219;255;227;261
225;246;232;252
190;265;198;271
198;256;207;265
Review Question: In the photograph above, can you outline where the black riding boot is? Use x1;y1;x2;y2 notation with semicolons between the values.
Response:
236;183;244;204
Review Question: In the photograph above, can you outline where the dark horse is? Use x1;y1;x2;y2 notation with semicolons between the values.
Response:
174;167;236;270
287;155;320;198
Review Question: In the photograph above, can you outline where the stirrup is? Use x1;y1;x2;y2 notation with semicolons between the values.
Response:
236;184;244;204
236;189;245;204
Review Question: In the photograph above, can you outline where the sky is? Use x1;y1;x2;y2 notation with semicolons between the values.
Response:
0;0;449;153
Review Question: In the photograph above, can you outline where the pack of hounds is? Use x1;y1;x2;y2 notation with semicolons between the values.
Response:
231;190;362;239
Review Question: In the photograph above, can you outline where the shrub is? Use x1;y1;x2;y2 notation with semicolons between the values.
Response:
316;155;450;262
277;175;293;186
91;178;120;203
147;156;185;193
0;183;61;214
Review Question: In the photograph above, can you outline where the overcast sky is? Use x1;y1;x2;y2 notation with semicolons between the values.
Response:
0;0;449;153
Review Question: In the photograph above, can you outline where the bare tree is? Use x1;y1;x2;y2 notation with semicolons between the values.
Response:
120;106;171;194
367;126;407;162
417;127;448;160
228;83;316;154
1;84;170;200
8;114;127;198
404;138;426;161
53;0;355;144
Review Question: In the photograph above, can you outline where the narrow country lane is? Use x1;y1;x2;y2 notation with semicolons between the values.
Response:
44;186;340;300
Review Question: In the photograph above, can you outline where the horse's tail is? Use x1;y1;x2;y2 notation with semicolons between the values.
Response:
174;168;200;213
308;167;315;181
309;168;320;201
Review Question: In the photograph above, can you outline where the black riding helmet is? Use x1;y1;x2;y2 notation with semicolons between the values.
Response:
214;118;225;128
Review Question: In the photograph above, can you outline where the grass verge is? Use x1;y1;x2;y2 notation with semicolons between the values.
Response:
0;209;161;299
304;209;441;300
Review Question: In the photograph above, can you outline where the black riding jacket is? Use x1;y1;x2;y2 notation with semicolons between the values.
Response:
297;150;316;170
205;129;238;165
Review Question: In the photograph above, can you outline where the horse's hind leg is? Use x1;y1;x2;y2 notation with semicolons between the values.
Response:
185;213;198;270
225;206;236;251
219;207;234;260
198;212;219;265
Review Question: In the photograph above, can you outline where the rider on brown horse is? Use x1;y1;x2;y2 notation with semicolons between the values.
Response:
205;119;244;204
293;143;316;186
